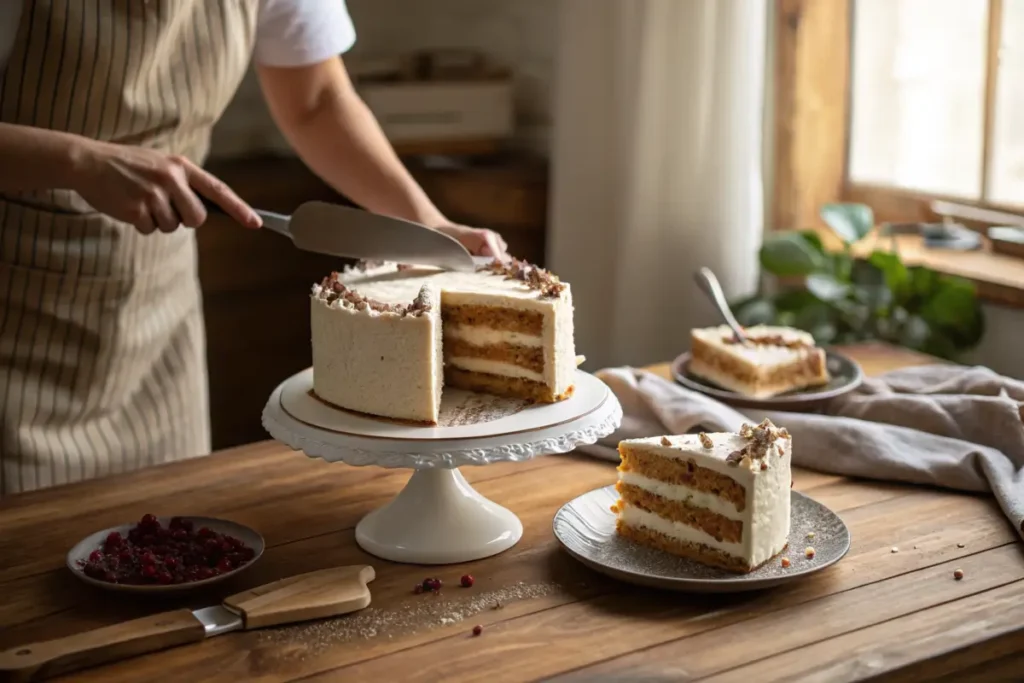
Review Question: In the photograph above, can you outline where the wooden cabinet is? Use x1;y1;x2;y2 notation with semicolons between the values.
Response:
199;153;549;449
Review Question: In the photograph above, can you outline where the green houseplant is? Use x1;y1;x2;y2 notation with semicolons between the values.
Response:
730;203;984;360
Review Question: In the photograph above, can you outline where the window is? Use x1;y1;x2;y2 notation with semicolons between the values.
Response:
773;0;1024;231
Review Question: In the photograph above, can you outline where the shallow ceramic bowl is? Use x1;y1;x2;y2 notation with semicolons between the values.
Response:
671;349;864;411
67;516;265;595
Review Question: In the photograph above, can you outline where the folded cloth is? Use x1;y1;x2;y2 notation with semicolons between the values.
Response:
579;365;1024;541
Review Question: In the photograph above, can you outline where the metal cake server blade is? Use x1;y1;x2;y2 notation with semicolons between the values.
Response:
0;565;375;681
203;196;476;272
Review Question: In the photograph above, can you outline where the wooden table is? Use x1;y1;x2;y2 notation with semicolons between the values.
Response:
2;342;1022;682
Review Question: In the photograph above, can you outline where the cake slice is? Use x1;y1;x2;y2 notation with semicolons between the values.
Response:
689;325;829;398
613;419;792;573
310;276;443;424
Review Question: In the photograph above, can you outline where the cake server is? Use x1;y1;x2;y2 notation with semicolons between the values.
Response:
202;197;477;272
0;565;375;682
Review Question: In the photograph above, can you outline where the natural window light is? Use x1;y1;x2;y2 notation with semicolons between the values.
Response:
848;0;1023;208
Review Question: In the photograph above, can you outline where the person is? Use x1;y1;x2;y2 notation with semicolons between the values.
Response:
0;0;508;495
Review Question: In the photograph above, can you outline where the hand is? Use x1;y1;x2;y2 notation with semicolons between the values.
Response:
71;139;261;234
435;223;508;260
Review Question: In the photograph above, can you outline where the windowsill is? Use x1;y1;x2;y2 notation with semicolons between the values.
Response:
808;226;1024;309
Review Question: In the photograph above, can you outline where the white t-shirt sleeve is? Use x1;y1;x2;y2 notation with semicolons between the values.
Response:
254;0;357;67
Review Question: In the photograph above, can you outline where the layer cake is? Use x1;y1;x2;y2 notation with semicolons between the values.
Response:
310;259;576;424
613;419;791;572
689;325;829;398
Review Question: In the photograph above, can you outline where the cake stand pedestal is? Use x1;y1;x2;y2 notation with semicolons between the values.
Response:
262;369;622;565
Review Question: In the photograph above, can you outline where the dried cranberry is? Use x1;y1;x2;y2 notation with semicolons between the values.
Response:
157;571;174;585
88;550;103;563
139;514;159;528
472;625;483;636
141;564;157;578
460;574;474;588
216;557;233;573
104;531;123;549
164;557;178;569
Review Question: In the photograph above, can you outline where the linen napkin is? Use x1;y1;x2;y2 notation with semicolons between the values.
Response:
578;365;1024;541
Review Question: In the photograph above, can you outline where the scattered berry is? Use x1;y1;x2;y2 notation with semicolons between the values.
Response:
421;577;442;592
472;625;483;637
781;557;791;568
804;547;816;559
954;568;964;580
460;574;475;588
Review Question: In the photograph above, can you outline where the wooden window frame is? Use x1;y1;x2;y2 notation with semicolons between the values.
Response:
772;0;1024;233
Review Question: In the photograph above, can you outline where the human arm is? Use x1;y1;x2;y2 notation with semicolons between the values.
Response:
0;122;260;232
256;58;507;257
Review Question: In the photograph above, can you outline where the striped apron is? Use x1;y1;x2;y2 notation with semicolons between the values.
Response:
0;0;258;495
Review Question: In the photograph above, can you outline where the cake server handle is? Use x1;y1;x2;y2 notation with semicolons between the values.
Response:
196;195;293;240
694;267;748;344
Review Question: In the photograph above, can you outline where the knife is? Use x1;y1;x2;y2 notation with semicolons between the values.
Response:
0;565;375;682
202;197;476;272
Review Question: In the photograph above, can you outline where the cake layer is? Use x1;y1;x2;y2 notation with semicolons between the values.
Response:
616;519;770;574
689;357;824;398
445;367;570;403
443;337;545;374
448;357;545;383
443;325;542;348
615;502;754;572
618;471;743;519
618;445;747;513
443;304;543;335
616;482;742;543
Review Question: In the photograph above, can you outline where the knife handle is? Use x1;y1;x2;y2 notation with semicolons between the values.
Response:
196;195;292;239
0;608;204;682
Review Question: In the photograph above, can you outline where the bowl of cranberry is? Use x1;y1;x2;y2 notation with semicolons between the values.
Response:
66;514;265;593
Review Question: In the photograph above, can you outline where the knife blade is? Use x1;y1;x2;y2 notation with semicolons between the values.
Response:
0;565;375;682
203;197;476;272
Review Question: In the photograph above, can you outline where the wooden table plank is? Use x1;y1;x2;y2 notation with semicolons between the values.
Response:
1;342;1017;683
556;544;1024;681
701;577;1024;682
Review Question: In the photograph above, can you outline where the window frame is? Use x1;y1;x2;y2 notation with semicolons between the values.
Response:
771;0;1024;232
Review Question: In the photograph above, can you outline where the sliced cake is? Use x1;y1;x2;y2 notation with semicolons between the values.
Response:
311;280;442;423
689;325;829;398
309;258;576;424
613;419;792;573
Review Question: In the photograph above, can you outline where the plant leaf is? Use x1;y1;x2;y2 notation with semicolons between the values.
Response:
732;298;776;326
920;277;977;328
805;273;850;302
868;250;910;303
759;232;827;276
820;203;874;245
796;230;828;255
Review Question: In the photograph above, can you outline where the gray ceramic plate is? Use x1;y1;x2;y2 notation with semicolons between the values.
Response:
671;349;864;411
554;486;850;593
67;516;265;595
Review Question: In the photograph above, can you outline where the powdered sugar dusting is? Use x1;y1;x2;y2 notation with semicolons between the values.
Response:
257;581;560;657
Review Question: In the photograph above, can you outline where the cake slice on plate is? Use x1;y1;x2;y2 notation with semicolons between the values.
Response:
689;325;829;398
613;419;791;573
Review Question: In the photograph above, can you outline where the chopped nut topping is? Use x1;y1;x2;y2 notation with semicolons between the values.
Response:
739;423;754;439
957;542;965;549
804;547;816;559
725;451;746;467
726;418;789;468
313;273;433;317
891;547;899;554
781;557;791;568
698;432;713;449
660;436;673;447
477;258;567;298
807;531;816;540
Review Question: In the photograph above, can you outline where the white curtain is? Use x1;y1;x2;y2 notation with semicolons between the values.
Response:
547;0;768;370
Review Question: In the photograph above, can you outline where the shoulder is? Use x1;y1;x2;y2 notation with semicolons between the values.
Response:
254;0;357;67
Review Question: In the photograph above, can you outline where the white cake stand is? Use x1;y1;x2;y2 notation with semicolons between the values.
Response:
261;369;622;565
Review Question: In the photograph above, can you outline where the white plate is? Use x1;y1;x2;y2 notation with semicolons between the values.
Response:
554;486;850;593
66;516;265;595
280;367;609;441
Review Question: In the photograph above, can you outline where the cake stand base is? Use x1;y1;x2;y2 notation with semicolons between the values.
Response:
355;468;522;564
